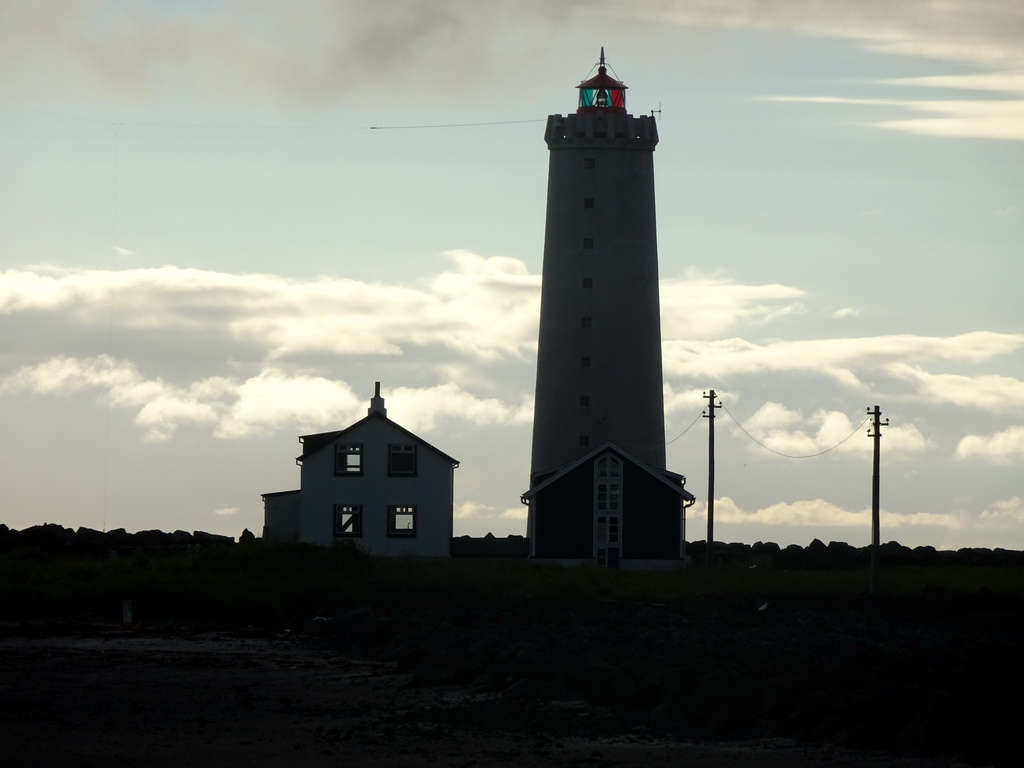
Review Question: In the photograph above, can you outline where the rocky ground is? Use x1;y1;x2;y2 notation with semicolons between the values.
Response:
1;589;1018;767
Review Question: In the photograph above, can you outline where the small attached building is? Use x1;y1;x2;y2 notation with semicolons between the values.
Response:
262;384;459;557
522;442;695;569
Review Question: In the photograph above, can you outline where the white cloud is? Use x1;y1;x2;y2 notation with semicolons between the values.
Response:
690;496;962;530
978;496;1024;525
5;1;1021;147
665;333;1024;401
216;370;362;439
455;501;528;522
3;259;1021;444
889;364;1024;413
0;354;532;443
956;426;1024;464
214;506;239;517
660;272;805;340
725;402;927;459
0;254;541;363
832;307;859;319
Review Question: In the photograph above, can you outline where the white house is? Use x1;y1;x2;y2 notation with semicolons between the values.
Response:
261;384;459;557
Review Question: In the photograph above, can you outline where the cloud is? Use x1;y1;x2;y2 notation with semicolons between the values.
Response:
956;426;1024;464
3;257;1021;443
978;496;1024;525
660;272;805;340
7;1;1019;111
665;333;1024;401
832;307;859;319
889;364;1024;413
0;253;541;363
762;94;1024;142
725;402;927;459
691;496;962;530
612;1;1024;72
0;353;531;442
454;501;528;522
214;507;239;517
0;0;562;104
1;258;820;368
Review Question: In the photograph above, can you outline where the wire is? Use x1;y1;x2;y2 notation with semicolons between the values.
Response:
719;401;870;459
0;104;543;131
666;407;706;445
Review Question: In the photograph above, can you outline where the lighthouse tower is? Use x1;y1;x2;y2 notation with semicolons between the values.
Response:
530;50;666;481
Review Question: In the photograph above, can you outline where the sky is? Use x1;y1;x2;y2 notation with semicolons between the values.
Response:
1;0;1022;549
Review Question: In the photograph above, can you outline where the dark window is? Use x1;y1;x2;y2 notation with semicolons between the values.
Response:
388;505;416;537
583;197;595;209
582;277;593;289
582;237;594;250
334;504;362;537
584;158;596;169
581;356;591;368
388;444;417;476
580;396;590;407
581;317;592;328
579;435;590;447
334;444;363;476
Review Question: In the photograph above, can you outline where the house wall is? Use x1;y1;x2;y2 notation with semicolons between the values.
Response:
262;491;300;541
531;454;683;562
620;461;682;561
298;417;453;557
532;462;593;559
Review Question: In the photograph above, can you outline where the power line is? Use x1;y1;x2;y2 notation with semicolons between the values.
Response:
720;401;870;459
666;407;706;445
0;104;543;131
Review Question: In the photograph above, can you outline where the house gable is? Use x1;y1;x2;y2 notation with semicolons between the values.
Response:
524;442;694;564
297;412;459;468
262;385;458;557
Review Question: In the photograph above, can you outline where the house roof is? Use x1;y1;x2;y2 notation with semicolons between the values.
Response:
260;489;300;499
521;441;695;503
296;411;459;466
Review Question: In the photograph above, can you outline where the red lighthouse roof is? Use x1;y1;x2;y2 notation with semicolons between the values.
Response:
576;48;627;115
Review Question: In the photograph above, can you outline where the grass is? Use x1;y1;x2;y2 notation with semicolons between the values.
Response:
1;541;1022;628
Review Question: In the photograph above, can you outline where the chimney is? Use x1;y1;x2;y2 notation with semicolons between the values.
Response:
368;381;387;416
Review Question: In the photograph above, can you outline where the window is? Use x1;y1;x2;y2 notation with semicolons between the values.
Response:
579;435;590;447
595;455;623;568
335;444;363;476
334;504;362;537
582;237;594;250
580;356;591;368
596;455;622;512
582;277;593;289
596;516;620;545
584;158;596;169
581;317;592;328
388;444;417;476
388;505;416;537
583;197;595;209
579;395;590;407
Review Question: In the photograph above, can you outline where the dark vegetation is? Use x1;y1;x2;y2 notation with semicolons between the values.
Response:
2;526;1022;767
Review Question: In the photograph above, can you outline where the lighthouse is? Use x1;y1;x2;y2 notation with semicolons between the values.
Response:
523;51;694;568
530;49;666;480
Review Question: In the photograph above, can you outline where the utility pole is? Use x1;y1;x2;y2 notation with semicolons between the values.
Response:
703;390;721;570
867;405;889;595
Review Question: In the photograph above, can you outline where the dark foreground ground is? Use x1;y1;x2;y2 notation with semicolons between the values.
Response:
1;589;1017;767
